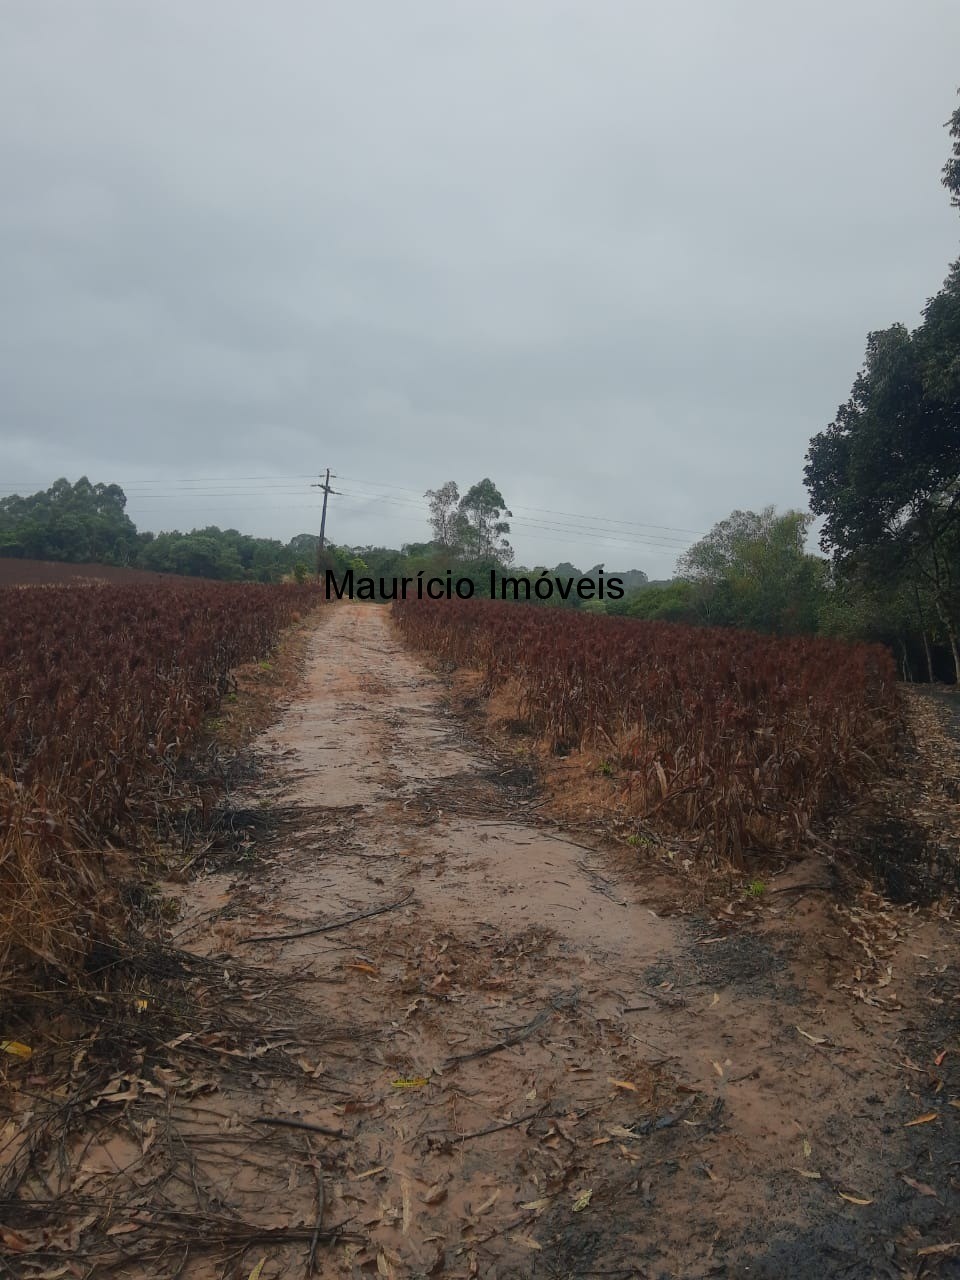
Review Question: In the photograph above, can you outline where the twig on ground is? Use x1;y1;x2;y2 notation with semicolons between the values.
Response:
252;1117;348;1139
304;1136;325;1277
768;882;833;895
442;991;577;1070
457;1105;548;1140
636;1094;698;1134
244;891;415;943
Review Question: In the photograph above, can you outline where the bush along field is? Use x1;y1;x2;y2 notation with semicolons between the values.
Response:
393;597;903;862
0;581;320;999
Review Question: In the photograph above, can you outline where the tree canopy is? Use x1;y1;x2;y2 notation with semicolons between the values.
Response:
677;507;825;634
0;478;138;564
804;96;960;678
424;478;513;563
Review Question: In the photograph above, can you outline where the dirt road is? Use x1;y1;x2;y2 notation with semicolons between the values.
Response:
169;605;959;1279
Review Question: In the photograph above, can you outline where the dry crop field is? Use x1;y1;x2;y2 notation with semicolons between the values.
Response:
0;580;318;995
394;598;904;859
0;556;203;586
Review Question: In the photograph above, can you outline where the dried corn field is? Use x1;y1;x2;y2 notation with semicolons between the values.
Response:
394;599;903;859
0;581;320;994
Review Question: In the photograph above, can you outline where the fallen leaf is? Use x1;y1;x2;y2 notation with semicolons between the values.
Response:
838;1192;873;1205
422;1184;447;1205
474;1189;500;1216
802;1138;812;1158
140;1117;159;1156
93;1084;141;1105
795;1026;828;1045
402;1177;413;1234
354;1166;387;1180
606;1124;638;1140
905;1112;938;1127
392;1077;429;1089
572;1189;592;1212
710;993;720;1007
508;1234;542;1251
520;1198;550;1213
934;1049;948;1067
346;963;379;976
712;1060;725;1077
377;1250;393;1278
248;1262;266;1280
106;1223;139;1237
0;1040;32;1060
607;1078;638;1092
917;1242;960;1257
0;1227;31;1252
902;1176;938;1198
793;1169;822;1179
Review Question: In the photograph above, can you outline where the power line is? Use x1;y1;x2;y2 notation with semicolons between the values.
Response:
337;473;706;537
0;472;705;537
331;505;682;559
335;487;694;551
334;492;690;557
0;470;703;556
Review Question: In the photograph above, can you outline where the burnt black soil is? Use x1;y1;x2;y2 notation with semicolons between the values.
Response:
643;923;800;1003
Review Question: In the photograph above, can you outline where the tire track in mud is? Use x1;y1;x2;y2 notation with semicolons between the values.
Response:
172;606;960;1279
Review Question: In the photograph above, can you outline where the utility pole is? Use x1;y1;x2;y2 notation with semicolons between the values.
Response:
311;469;336;580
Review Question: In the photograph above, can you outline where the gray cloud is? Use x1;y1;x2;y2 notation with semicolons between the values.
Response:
2;0;958;577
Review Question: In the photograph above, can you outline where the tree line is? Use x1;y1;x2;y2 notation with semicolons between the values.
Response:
0;478;318;582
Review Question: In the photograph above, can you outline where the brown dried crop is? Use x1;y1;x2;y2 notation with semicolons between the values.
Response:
0;581;321;997
393;599;903;862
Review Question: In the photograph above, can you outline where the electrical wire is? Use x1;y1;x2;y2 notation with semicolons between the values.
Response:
0;470;700;557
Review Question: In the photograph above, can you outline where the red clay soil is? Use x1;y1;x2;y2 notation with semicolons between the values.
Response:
2;604;958;1279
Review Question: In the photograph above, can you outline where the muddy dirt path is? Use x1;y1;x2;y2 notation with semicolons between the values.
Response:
172;605;959;1279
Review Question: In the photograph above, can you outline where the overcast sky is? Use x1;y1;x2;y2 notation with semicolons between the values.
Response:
2;1;958;577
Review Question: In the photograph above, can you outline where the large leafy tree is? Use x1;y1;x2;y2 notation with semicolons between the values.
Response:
455;479;513;562
0;477;138;563
805;95;960;679
424;478;513;563
942;88;960;209
424;481;461;551
677;507;826;634
804;323;960;675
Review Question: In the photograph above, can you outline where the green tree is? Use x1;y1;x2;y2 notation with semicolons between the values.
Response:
455;479;513;563
0;477;138;563
624;579;700;624
424;482;461;551
806;88;960;679
804;318;960;678
942;87;960;209
818;567;945;682
678;507;826;633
